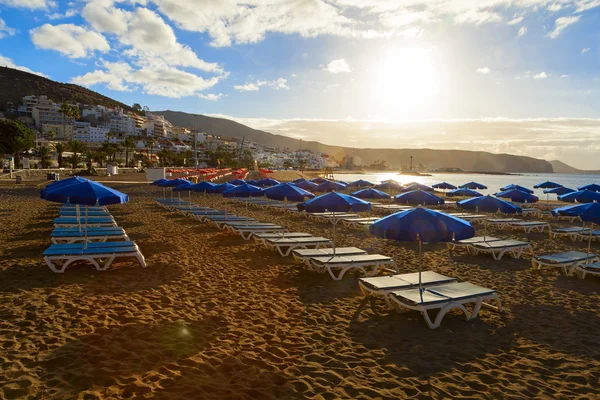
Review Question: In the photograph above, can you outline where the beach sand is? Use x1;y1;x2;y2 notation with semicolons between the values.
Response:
1;180;600;399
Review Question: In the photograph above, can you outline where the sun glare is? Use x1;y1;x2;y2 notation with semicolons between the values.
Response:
371;48;440;118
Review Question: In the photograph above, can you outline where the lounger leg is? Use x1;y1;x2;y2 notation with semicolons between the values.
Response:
135;251;147;268
432;302;470;329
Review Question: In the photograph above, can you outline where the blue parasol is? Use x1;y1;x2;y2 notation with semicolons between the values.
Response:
446;188;482;197
395;190;444;206
558;189;600;203
315;180;347;193
348;179;375;188
495;189;539;203
432;182;457;190
459;181;487;190
457;195;521;214
534;181;562;189
351;188;391;200
578;183;600;193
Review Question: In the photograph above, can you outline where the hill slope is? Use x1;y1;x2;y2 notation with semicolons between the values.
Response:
0;67;133;111
158;110;554;173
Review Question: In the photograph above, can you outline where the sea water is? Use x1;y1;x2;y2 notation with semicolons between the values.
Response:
332;172;600;201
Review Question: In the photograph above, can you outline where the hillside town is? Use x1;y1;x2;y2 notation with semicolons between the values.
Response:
0;95;340;171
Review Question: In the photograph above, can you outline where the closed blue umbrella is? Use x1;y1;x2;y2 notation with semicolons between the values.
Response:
401;183;434;193
294;180;319;191
222;183;264;198
315;180;347;193
159;178;192;187
558;189;600;203
447;188;482;197
457;195;521;214
173;182;194;191
459;181;487;190
432;182;457;190
213;183;237;193
255;178;280;187
495;189;539;203
263;183;314;202
544;186;575;195
299;192;371;253
578;183;600;192
311;177;327;184
351;188;391;200
293;178;306;184
151;178;168;186
499;184;534;194
534;181;562;189
228;179;246;185
370;207;474;292
395;190;444;206
348;179;374;188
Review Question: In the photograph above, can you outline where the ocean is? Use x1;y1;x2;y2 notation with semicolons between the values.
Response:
331;172;600;200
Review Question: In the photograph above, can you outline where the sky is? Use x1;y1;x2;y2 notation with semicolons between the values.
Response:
0;0;600;169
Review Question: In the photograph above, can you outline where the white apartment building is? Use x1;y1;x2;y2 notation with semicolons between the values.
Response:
42;123;74;140
32;104;69;127
109;114;137;134
18;95;53;114
82;105;109;119
74;121;111;143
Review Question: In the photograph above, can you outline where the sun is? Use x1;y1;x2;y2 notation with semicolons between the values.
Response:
370;47;440;118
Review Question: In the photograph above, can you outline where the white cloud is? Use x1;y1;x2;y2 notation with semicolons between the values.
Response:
533;72;548;79
30;24;110;58
323;58;351;74
46;9;77;20
199;93;225;101
0;54;47;77
507;13;525;25
454;10;502;25
71;60;225;98
0;0;55;9
517;26;527;38
548;16;581;39
234;78;289;92
0;18;15;39
582;47;590;54
476;67;491;74
561;74;569;78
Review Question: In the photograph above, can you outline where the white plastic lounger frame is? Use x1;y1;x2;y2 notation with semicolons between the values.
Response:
252;232;312;245
446;236;501;253
468;240;534;260
549;227;591;242
44;246;146;273
263;237;333;257
574;262;600;279
51;231;130;244
292;247;367;265
388;283;503;329
307;254;399;280
509;221;549;234
531;251;600;275
230;225;286;240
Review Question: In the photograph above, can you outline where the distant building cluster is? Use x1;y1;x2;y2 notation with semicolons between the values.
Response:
5;94;339;169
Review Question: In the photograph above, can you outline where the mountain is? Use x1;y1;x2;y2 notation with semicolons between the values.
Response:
549;160;581;173
0;67;133;111
158;110;554;173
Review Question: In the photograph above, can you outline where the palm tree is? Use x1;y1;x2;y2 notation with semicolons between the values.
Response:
123;137;135;167
0;136;32;168
38;146;52;168
145;138;156;167
66;140;88;168
52;143;66;168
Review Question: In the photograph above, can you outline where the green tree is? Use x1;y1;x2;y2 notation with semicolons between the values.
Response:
0;119;35;167
52;142;66;168
66;140;88;168
38;145;52;168
123;137;135;167
132;103;142;111
145;139;156;167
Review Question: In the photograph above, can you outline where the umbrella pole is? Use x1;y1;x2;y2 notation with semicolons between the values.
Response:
587;222;594;263
84;205;88;249
418;235;424;302
76;203;81;233
283;197;287;238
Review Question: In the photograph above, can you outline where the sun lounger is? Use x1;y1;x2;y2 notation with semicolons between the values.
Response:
574;262;600;279
187;210;228;221
43;241;146;273
307;254;399;280
58;210;112;217
59;206;107;213
340;217;380;229
446;236;501;253
263;237;333;257
307;212;359;222
554;214;581;223
388;281;502;329
531;251;599;275
253;232;313;245
171;205;214;213
484;218;523;229
206;216;258;229
521;208;542;217
372;204;411;213
447;213;487;224
227;223;286;240
509;221;549;233
577;229;600;242
292;247;367;264
54;217;117;228
51;227;129;244
549;226;591;241
359;271;457;307
468;239;533;260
